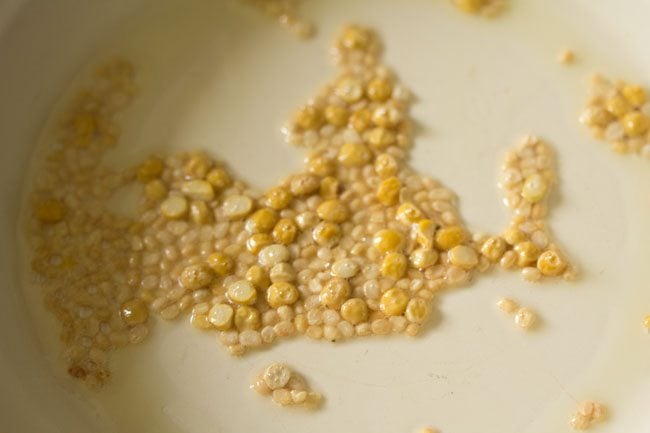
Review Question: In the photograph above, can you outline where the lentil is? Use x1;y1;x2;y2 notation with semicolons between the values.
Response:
570;401;608;430
514;307;536;330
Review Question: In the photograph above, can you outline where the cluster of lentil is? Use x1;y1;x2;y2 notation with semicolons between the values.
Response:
496;135;576;283
241;0;314;38
135;25;467;357
28;59;139;387
27;25;575;387
251;363;322;408
580;75;650;159
570;401;607;430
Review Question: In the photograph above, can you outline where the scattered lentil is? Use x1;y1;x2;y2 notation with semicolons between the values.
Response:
570;401;608;430
241;0;314;38
558;49;575;65
514;307;536;330
252;363;322;408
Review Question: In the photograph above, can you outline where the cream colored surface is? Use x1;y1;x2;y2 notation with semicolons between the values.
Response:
1;0;649;432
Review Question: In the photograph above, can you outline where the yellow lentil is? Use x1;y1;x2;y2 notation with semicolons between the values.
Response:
366;77;392;102
381;252;408;279
340;298;369;324
272;218;298;245
316;199;349;223
405;298;429;324
622;111;649;136
480;237;507;261
622;84;646;107
35;199;66;223
136;157;164;183
435;226;466;250
306;153;335;177
349;108;372;132
120;298;148;326
234;305;262;331
380;288;409;316
324;104;349;127
319;176;339;199
206;168;231;190
414;219;436;249
320;278;351;310
454;0;487;14
312;222;342;246
246;265;270;289
374;153;399;177
396;202;423;225
267;282;300;308
265;187;293;210
294;105;322;130
144;179;167;201
536;250;566;276
376;176;401;205
605;96;631;117
514;241;541;267
367;127;396;150
372;229;404;253
337;142;372;167
246;208;279;234
206;252;235;277
503;227;526;246
246;233;273;254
